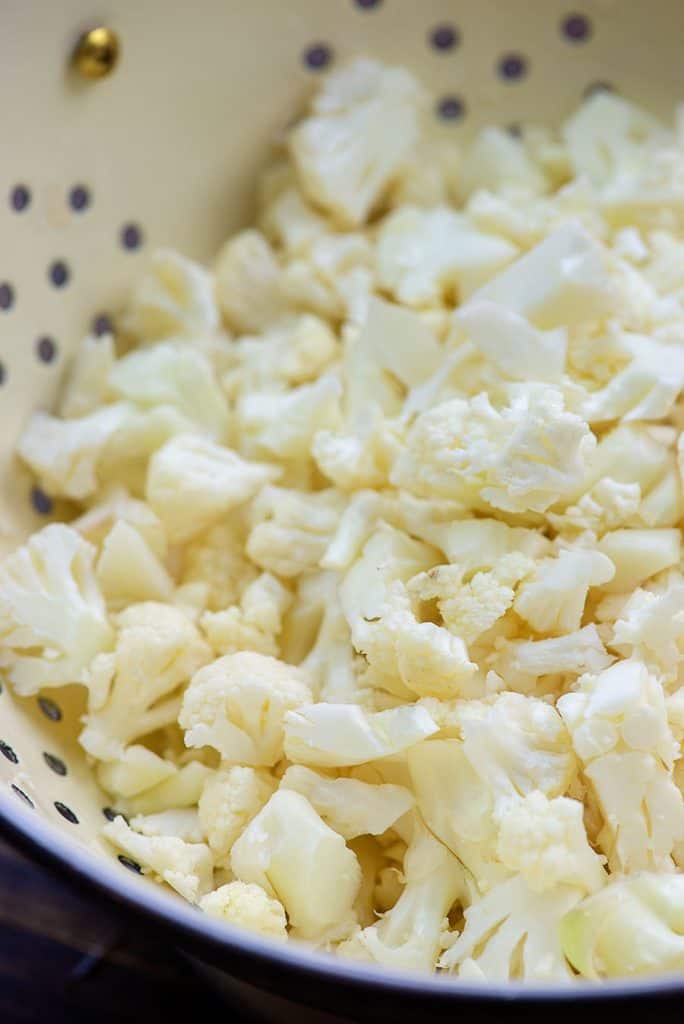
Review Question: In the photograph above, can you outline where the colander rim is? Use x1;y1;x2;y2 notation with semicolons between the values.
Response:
2;791;684;1008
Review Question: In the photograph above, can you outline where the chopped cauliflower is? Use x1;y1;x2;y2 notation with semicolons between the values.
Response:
214;229;289;333
146;433;277;544
514;548;615;636
198;765;276;865
230;790;361;939
103;815;213;902
121;249;218;342
59;333;115;418
96;520;174;609
290;58;426;227
0;524;114;695
199;881;288;939
179;652;312;766
246;485;343;578
201;573;292;657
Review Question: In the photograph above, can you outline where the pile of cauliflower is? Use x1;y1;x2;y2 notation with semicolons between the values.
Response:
4;57;684;983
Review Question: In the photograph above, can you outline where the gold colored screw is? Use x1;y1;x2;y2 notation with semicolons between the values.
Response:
72;26;120;79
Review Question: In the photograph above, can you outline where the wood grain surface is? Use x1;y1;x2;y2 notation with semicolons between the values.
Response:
0;836;233;1023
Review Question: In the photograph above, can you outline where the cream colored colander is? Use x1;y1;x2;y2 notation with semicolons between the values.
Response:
2;1;684;1016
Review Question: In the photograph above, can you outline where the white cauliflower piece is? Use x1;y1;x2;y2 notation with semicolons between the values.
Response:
123;761;213;817
199;881;288;939
59;333;115;418
561;872;684;979
73;486;167;558
96;521;174;609
260;182;328;254
97;745;176;798
464;222;617;329
214;230;289;333
439;875;580;981
320;491;383;572
146;434;277;544
0;524;114;695
354;297;444;389
547;478;642;535
340;822;463;971
198;766;276;865
613;578;684;674
376;206;517;307
457;126;548;200
514;548;615;636
236;372;342;460
280;765;413;839
17;403;133;501
121;249;218;341
103;815;213;903
80;602;211;760
391;386;595;514
230;790;361;939
457;301;566;382
493;625;613;693
411;516;550;574
130;808;203;843
360;581;478;700
300;580;368;705
283;702;438;768
597;528;680;593
109;341;230;442
180;521;257;612
495;792;606;894
558;659;684;871
179;652;312;766
290;58;426;227
201;573;292;657
226;315;337;393
246;485;344;578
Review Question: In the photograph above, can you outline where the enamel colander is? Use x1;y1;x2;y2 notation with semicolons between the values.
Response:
1;2;683;1019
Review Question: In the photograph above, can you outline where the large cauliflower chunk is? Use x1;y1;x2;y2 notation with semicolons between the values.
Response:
179;652;312;766
0;525;114;695
230;790;361;939
290;58;426;227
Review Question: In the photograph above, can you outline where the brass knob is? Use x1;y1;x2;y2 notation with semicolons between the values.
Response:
72;26;120;80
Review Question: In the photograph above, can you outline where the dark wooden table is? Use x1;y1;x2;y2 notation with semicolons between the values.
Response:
0;836;232;1022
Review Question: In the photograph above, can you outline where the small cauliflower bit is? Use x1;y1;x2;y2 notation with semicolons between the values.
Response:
514;547;615;636
121;249;218;342
96;520;174;610
201;573;292;658
199;881;288;939
612;576;684;678
179;652;312;766
290;58;426;228
214;230;290;333
493;624;613;694
59;333;116;418
103;815;213;903
246;485;344;578
80;602;211;761
230;790;361;940
0;524;114;695
198;765;276;866
179;520;257;612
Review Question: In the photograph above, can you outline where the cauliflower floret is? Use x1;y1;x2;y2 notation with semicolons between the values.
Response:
392;386;595;515
201;573;292;657
547;478;642;535
236;372;342;460
613;578;684;675
96;521;174;609
214;229;290;333
146;434;277;544
59;333;115;418
558;659;684;871
121;249;218;341
283;702;438;768
0;524;114;695
179;521;257;612
495;792;606;894
179;652;312;766
123;761;214;817
290;58;426;228
299;579;369;705
73;485;167;558
225;315;337;394
246;486;344;578
561;872;684;979
80;602;211;761
340;821;463;971
411;554;534;645
457;126;548;200
457;301;566;383
199;881;288;939
260;182;328;255
130;808;204;843
97;745;177;799
493;624;613;693
514;548;615;636
410;516;551;575
439;875;580;981
17;403;133;501
376;206;517;307
597;528;680;593
280;765;413;839
103;815;213;903
108;341;230;442
360;581;478;700
198;766;276;865
230;790;361;940
463;222;617;329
